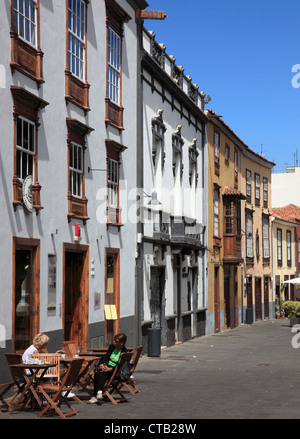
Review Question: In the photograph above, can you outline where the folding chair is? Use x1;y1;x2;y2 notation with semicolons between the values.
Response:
37;358;84;419
116;346;143;395
104;352;133;405
32;353;61;382
0;381;15;414
62;341;79;357
5;353;31;412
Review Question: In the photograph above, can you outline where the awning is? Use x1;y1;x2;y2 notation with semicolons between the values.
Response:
283;277;300;285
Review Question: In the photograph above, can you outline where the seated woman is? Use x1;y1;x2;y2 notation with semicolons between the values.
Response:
87;333;127;404
22;333;49;364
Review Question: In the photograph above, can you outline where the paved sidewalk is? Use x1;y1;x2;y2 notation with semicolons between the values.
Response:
2;318;300;421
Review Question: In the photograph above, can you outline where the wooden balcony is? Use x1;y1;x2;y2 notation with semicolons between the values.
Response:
223;234;243;264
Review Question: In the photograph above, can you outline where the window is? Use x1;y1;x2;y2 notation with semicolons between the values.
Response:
287;230;291;267
214;189;219;237
106;139;127;226
68;0;85;80
263;177;268;208
108;28;121;105
65;0;89;111
255;173;260;206
16;116;35;180
66;118;93;222
214;130;220;176
246;211;253;260
225;144;230;166
105;0;131;130
11;86;48;211
234;149;238;188
69;142;83;197
298;239;300;274
277;228;282;267
10;0;43;85
246;169;252;202
224;199;233;234
262;216;270;262
108;158;119;207
13;0;37;46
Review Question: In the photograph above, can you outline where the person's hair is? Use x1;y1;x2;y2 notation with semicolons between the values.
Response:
33;333;50;349
114;333;127;345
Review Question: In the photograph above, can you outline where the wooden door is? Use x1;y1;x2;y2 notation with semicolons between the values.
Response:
264;275;269;318
105;249;120;346
255;277;262;320
63;245;89;351
13;238;40;352
234;267;238;327
224;273;231;328
214;265;220;332
150;267;164;329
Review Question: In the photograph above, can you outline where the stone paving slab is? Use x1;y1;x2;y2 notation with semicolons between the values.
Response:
1;318;300;425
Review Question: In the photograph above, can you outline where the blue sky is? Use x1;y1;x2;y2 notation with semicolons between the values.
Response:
144;0;300;172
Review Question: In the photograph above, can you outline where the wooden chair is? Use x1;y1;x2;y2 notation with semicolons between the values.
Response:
62;341;79;357
32;353;61;382
103;352;133;405
37;358;84;419
0;382;15;414
116;346;143;395
5;353;31;412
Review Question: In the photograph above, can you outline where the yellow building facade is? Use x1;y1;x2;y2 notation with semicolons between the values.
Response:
206;110;275;334
206;110;245;334
271;212;297;315
241;149;274;323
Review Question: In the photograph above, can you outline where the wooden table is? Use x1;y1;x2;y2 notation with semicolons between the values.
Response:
60;356;101;400
9;363;56;413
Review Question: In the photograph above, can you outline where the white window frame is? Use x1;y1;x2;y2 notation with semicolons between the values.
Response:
108;27;121;105
69;142;83;197
246;212;253;258
16;115;35;180
287;230;291;265
246;169;251;199
108;158;119;207
277;229;282;264
214;189;219;237
68;0;85;80
14;0;37;47
263;217;270;259
255;173;260;202
214;131;219;164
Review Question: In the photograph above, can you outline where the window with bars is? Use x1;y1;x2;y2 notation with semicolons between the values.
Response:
255;173;260;206
214;189;219;237
69;142;83;197
246;169;252;202
287;230;291;267
108;158;119;207
214;130;220;175
263;217;270;261
68;0;85;80
263;177;268;208
16;116;35;180
108;27;121;105
277;228;282;267
246;212;253;258
13;0;37;46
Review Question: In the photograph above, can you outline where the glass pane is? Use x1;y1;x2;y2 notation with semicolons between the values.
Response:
22;151;27;179
15;249;32;351
29;123;34;152
16;150;21;178
23;121;29;149
17;118;22;147
19;15;24;38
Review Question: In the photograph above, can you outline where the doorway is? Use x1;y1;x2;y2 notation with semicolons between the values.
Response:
13;237;40;352
150;267;165;330
255;277;262;320
63;244;89;351
214;265;220;332
105;249;120;346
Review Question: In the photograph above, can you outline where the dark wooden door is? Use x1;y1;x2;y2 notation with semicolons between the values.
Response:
214;266;220;332
64;252;85;349
264;276;269;318
224;274;231;328
255;277;262;320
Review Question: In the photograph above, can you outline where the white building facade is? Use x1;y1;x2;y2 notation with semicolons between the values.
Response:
0;0;148;381
137;28;208;350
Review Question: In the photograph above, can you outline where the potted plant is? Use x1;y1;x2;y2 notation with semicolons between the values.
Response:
282;301;300;326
